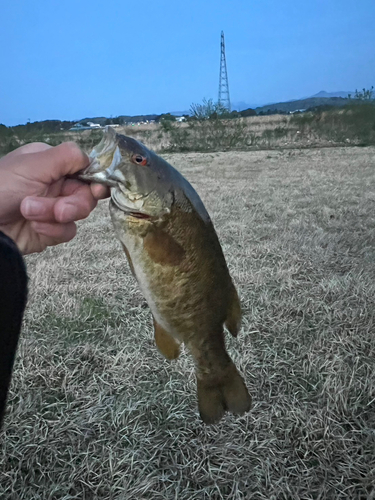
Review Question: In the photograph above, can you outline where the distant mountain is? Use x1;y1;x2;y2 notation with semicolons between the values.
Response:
310;90;353;99
232;93;353;113
231;101;260;111
78;117;108;125
255;96;350;114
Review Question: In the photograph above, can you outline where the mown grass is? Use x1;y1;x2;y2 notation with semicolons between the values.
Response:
1;146;375;499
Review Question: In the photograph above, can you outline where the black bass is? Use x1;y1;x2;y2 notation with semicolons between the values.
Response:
79;127;251;424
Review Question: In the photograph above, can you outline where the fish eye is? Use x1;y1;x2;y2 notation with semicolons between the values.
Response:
132;154;147;166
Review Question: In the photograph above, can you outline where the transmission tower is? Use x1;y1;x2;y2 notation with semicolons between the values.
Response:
218;31;231;112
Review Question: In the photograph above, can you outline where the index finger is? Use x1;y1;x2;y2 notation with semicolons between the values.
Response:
13;142;89;185
5;142;52;158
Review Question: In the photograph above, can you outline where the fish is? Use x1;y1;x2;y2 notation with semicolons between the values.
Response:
78;126;251;424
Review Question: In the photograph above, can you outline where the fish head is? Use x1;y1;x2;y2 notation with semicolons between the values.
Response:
79;126;174;218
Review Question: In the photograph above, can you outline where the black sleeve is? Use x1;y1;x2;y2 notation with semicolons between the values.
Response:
0;231;28;428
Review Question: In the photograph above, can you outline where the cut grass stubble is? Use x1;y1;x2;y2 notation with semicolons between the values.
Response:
1;146;375;499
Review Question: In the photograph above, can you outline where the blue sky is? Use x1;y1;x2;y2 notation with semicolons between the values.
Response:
1;0;374;125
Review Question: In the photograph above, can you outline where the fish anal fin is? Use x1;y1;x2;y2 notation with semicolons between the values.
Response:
153;318;180;360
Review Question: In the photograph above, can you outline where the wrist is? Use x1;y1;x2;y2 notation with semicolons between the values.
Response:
0;223;28;255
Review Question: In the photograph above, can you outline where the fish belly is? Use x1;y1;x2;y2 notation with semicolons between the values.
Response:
119;230;176;337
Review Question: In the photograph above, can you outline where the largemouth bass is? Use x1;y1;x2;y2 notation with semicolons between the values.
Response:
79;127;251;424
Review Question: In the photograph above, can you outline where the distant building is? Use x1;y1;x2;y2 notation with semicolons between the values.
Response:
289;109;307;114
87;122;101;128
69;122;102;131
69;124;90;131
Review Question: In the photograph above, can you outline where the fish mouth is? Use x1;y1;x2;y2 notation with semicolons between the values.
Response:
111;190;152;220
77;127;122;187
77;126;153;220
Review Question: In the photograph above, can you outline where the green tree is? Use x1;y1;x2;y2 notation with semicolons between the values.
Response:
162;98;249;152
157;113;176;122
240;108;256;117
189;98;228;120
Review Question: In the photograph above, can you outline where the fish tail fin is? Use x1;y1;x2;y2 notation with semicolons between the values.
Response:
197;362;251;424
225;285;242;337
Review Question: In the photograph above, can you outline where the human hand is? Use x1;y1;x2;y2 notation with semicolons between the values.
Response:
0;142;110;254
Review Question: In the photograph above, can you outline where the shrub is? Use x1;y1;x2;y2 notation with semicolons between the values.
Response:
162;98;250;152
240;108;256;117
76;130;104;152
164;116;249;152
290;102;375;145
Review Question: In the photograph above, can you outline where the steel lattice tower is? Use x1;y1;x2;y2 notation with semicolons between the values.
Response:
218;31;231;112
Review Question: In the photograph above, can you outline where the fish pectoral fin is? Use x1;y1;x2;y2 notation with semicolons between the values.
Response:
153;318;181;361
143;229;185;266
225;287;242;337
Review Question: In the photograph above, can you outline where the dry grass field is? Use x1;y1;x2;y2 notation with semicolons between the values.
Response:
1;146;375;499
3;104;374;157
81;115;339;153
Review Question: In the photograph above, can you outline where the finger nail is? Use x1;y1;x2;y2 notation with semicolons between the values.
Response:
23;198;45;216
59;204;77;222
